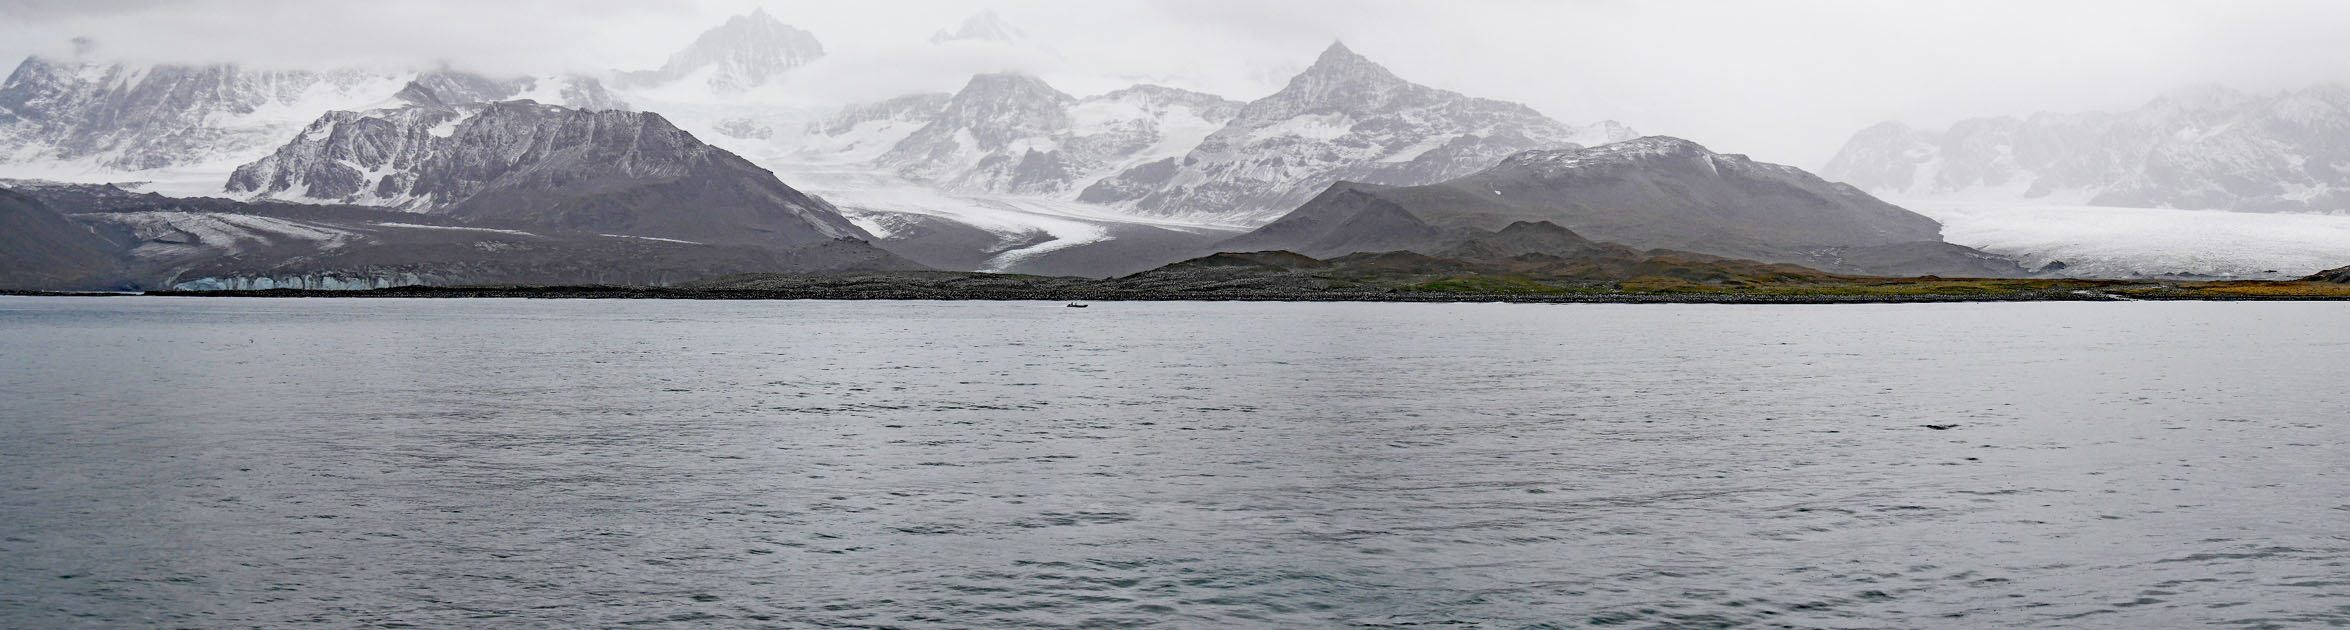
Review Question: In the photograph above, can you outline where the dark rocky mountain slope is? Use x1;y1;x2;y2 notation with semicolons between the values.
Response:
1212;137;2024;277
226;100;871;248
2;181;922;291
0;187;124;289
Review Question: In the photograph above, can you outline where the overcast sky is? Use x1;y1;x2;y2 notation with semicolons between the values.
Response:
5;0;2349;168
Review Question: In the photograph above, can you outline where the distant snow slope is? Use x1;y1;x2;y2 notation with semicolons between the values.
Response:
1825;84;2350;214
1901;199;2350;279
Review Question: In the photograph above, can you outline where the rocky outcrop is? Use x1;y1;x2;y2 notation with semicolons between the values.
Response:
2305;265;2350;283
1433;220;1643;264
1205;183;1446;259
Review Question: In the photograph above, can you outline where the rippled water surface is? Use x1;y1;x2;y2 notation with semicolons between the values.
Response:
1;297;2346;628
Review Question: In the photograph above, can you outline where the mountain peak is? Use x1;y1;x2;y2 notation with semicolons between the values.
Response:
1260;41;1406;109
636;9;824;91
731;7;786;29
1301;41;1390;79
931;9;1025;44
958;72;1070;100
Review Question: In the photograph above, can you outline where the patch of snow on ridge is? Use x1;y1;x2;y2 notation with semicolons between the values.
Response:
1067;99;1148;137
1378;134;1459;163
1250;113;1355;142
601;234;703;245
1508;136;1697;165
375;222;536;236
427;117;462;138
1564;120;1641;149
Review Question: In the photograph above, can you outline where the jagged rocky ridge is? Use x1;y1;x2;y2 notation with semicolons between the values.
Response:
225;100;871;248
1075;42;1637;225
1821;84;2350;213
1214;136;2024;277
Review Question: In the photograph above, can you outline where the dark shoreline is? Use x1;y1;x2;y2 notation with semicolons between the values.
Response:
0;285;2331;304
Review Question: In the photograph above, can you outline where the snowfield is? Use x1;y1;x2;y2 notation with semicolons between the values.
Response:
1902;199;2350;279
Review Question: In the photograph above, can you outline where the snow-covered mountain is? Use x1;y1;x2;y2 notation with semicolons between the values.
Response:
796;92;951;161
1076;42;1636;225
0;54;622;184
859;74;1241;196
1821;84;2350;213
0;57;408;171
876;73;1074;193
225;100;870;248
616;8;823;93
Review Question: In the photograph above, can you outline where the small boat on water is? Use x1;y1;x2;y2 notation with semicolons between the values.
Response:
1066;303;1089;308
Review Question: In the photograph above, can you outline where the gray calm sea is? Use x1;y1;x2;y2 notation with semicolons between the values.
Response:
0;297;2344;628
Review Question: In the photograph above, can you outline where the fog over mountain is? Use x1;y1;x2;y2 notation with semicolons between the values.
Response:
7;0;2349;169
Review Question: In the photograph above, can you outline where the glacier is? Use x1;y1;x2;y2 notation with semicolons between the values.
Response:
1903;199;2350;279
